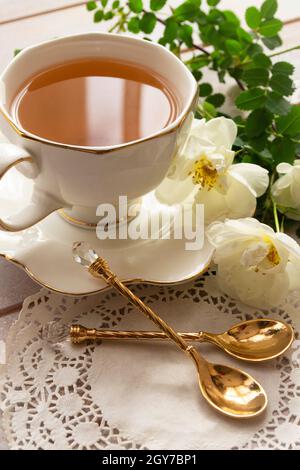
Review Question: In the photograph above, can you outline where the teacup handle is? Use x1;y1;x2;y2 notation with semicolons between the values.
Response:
0;143;64;232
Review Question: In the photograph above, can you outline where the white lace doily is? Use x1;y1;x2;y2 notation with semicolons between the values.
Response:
1;271;300;450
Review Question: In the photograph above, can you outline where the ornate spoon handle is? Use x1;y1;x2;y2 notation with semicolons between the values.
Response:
70;325;203;344
89;257;194;356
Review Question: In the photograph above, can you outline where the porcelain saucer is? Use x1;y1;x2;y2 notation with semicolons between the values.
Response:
0;168;214;296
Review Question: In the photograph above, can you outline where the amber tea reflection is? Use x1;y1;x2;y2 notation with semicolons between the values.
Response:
11;58;179;147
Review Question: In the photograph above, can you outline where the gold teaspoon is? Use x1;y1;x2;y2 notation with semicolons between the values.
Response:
70;318;294;362
73;242;268;419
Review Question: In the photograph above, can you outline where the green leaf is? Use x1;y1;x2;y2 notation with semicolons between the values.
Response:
261;152;275;169
163;18;178;43
270;138;295;164
235;88;266;110
218;70;226;83
104;11;113;19
192;70;203;81
112;0;120;8
188;55;210;71
199;83;213;97
234;116;245;126
86;1;97;11
276;107;300;137
234;135;246;147
237;27;253;43
128;16;140;33
101;0;108;7
241;154;256;163
178;24;193;47
202;101;217;118
197;10;207;26
245;7;261;29
270;73;294;96
249;134;268;152
207;9;224;24
206;93;225;107
243;67;269;87
272;61;294;76
150;0;167;11
140;12;157;34
253;53;272;68
129;0;143;13
202;24;220;45
262;34;282;49
225;39;242;55
218;55;233;70
259;18;282;37
218;22;236;37
94;9;104;22
265;92;291;115
261;0;278;19
247;44;263;57
223;10;240;26
245;109;272;137
174;1;199;21
207;0;220;5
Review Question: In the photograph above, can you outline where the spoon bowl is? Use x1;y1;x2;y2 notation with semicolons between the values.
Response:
209;319;294;362
188;347;268;418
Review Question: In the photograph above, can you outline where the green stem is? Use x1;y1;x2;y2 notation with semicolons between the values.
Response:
280;214;285;232
109;21;121;32
268;44;300;58
273;201;280;233
153;13;210;56
240;44;300;67
235;78;245;91
197;103;214;120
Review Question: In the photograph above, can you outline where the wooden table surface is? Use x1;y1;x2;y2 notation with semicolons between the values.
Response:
0;0;299;450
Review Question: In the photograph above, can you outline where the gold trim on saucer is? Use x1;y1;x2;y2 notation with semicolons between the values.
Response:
58;210;98;229
0;251;212;297
58;201;141;229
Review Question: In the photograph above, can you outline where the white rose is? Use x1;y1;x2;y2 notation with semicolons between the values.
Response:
272;160;300;220
156;117;269;223
207;217;300;308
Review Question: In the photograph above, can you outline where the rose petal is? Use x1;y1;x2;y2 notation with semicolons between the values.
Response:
225;175;257;218
228;163;269;197
204;117;237;149
155;176;196;205
217;263;289;308
276;162;293;174
195;188;228;224
290;166;300;204
276;232;300;257
286;257;300;290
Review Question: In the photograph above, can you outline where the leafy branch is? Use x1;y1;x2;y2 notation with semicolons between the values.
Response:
86;0;300;228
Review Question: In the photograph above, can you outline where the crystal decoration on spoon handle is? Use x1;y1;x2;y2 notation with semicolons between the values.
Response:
73;242;194;355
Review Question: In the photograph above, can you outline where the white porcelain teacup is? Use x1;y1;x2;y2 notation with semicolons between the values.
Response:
0;33;197;231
